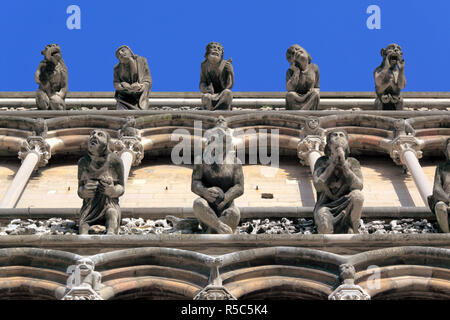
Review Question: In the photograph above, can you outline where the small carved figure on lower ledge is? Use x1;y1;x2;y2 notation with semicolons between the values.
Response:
312;130;364;234
428;138;450;233
77;130;125;235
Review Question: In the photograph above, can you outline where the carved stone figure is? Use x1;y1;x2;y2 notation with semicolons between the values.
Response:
63;258;103;300
35;44;68;110
78;129;125;235
200;42;234;110
374;44;406;110
114;45;152;110
285;44;320;110
329;264;370;300
428;138;450;233
300;117;325;140
393;118;415;139
191;117;244;233
312;130;364;234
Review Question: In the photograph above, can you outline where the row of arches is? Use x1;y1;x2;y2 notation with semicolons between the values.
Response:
0;246;449;299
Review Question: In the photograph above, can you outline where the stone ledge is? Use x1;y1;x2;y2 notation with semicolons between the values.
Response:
0;233;449;255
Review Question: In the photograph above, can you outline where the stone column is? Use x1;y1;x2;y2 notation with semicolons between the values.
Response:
390;135;432;206
0;136;51;208
297;135;325;173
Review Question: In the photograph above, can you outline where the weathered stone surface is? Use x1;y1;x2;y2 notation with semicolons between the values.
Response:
77;130;125;235
313;130;364;234
114;45;152;110
428;138;450;233
374;44;406;110
35;44;68;110
0;217;438;236
200;42;234;110
285;44;320;110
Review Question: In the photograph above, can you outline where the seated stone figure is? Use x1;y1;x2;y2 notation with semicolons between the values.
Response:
200;42;234;110
78;129;125;235
312;130;364;234
191;117;244;233
285;44;320;110
35;44;68;110
374;43;406;110
114;45;152;110
428;138;450;233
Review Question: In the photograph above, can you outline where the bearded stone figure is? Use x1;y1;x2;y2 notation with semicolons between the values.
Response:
374;43;406;110
114;45;152;110
35;44;68;110
191;117;244;233
200;42;234;110
78;130;125;235
285;44;320;110
312;130;364;234
428;138;450;233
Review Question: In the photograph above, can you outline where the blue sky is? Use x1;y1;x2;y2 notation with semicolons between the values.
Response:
0;0;449;92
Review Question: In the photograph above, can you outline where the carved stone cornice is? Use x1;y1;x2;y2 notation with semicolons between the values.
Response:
297;135;325;166
389;135;424;166
18;136;51;168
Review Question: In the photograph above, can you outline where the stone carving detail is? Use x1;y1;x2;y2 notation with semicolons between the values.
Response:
114;117;144;166
312;130;364;234
191;117;244;234
78;130;125;235
393;119;415;139
374;43;406;110
168;117;243;234
194;257;236;300
62;258;103;300
35;44;68;110
297;117;325;166
200;42;234;110
285;44;320;110
18;136;51;168
428;138;450;233
114;45;152;110
329;264;370;300
389;136;424;166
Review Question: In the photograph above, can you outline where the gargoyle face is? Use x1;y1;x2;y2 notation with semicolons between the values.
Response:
308;118;319;130
287;44;311;68
88;129;108;156
382;44;403;66
339;264;355;280
77;258;94;276
117;46;133;62
206;42;224;64
42;44;62;63
329;131;348;151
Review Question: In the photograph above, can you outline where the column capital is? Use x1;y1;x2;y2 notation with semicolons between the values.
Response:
389;135;424;166
114;118;144;166
297;135;325;167
18;136;51;168
114;136;144;166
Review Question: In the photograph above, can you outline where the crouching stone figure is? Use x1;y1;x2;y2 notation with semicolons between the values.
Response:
78;129;125;235
312;130;364;234
428;138;450;233
191;117;244;233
